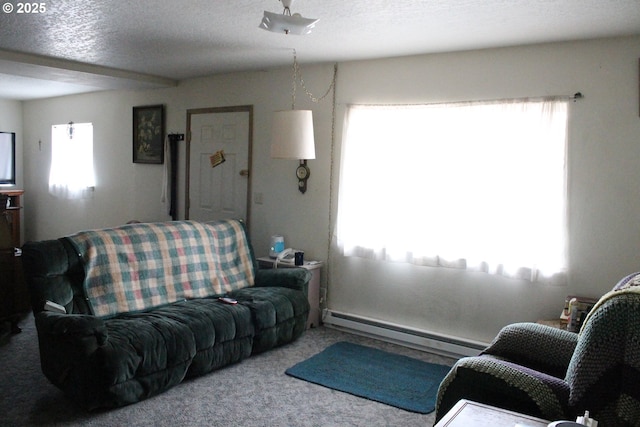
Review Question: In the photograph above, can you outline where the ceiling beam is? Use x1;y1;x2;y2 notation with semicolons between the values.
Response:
0;48;177;90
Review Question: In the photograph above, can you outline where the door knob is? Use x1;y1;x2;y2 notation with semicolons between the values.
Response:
239;169;250;177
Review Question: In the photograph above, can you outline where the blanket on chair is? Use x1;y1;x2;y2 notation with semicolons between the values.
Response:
68;219;255;318
580;271;640;333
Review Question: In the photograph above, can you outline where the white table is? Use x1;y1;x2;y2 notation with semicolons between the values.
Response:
435;399;550;427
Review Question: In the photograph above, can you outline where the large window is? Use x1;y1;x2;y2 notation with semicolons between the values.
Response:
337;99;568;283
49;122;95;199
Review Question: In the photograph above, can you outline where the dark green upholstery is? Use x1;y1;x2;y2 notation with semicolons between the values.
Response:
434;273;640;426
230;286;309;354
22;221;311;410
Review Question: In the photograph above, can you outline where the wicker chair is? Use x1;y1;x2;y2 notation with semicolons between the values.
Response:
434;272;640;426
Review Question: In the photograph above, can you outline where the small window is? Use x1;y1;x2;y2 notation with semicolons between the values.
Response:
0;132;16;185
49;123;95;199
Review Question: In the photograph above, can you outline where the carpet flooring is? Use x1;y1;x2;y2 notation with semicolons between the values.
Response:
0;314;457;426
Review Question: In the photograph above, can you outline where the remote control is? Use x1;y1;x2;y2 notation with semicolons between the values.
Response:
44;300;67;314
218;297;238;305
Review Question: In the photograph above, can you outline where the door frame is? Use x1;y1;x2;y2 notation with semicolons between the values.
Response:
185;105;254;230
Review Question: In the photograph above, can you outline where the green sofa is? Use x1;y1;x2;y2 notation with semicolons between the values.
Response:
22;219;311;410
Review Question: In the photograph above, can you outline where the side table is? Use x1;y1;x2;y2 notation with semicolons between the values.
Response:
435;399;550;427
256;257;323;329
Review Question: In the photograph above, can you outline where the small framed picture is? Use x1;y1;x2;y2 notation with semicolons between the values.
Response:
133;104;165;164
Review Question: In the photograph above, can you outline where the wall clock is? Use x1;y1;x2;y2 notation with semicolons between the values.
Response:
296;162;310;193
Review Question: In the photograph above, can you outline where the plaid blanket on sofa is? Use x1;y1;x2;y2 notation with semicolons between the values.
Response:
68;220;255;318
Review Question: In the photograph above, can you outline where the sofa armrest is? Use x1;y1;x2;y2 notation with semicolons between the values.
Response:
481;322;578;378
35;311;108;357
254;268;311;295
34;311;108;388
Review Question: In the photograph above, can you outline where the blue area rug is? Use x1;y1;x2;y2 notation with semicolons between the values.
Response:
285;341;451;414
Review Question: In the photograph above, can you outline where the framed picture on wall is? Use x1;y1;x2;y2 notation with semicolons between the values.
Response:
133;104;165;164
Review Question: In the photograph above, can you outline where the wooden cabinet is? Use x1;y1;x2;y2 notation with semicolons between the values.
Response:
0;190;28;335
2;190;23;248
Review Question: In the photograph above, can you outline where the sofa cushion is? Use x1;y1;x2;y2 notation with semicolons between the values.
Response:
67;220;255;318
169;299;254;378
229;286;309;353
56;299;254;408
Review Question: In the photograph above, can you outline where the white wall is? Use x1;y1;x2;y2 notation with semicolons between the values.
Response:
21;65;335;255
329;36;640;343
19;35;640;344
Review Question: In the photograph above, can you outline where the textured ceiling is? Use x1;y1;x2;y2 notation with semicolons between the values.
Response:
0;0;639;100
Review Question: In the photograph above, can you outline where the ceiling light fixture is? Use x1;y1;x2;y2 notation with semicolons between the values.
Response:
259;0;318;35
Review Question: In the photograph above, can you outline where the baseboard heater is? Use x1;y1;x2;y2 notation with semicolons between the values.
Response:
322;309;488;359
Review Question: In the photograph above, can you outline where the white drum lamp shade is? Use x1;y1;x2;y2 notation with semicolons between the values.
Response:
270;110;316;159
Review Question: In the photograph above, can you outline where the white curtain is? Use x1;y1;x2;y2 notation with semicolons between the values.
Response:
49;123;95;199
336;99;568;283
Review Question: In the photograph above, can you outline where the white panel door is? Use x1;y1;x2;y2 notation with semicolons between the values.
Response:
187;108;251;222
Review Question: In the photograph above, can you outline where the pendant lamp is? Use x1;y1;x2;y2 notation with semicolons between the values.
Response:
270;50;336;194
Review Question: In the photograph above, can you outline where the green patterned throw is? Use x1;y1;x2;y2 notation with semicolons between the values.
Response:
68;219;254;318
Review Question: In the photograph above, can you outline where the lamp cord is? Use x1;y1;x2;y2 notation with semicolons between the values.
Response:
291;49;337;109
290;51;296;109
288;49;339;314
324;62;338;315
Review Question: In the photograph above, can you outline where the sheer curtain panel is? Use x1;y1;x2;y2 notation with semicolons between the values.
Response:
49;123;95;199
336;100;568;283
